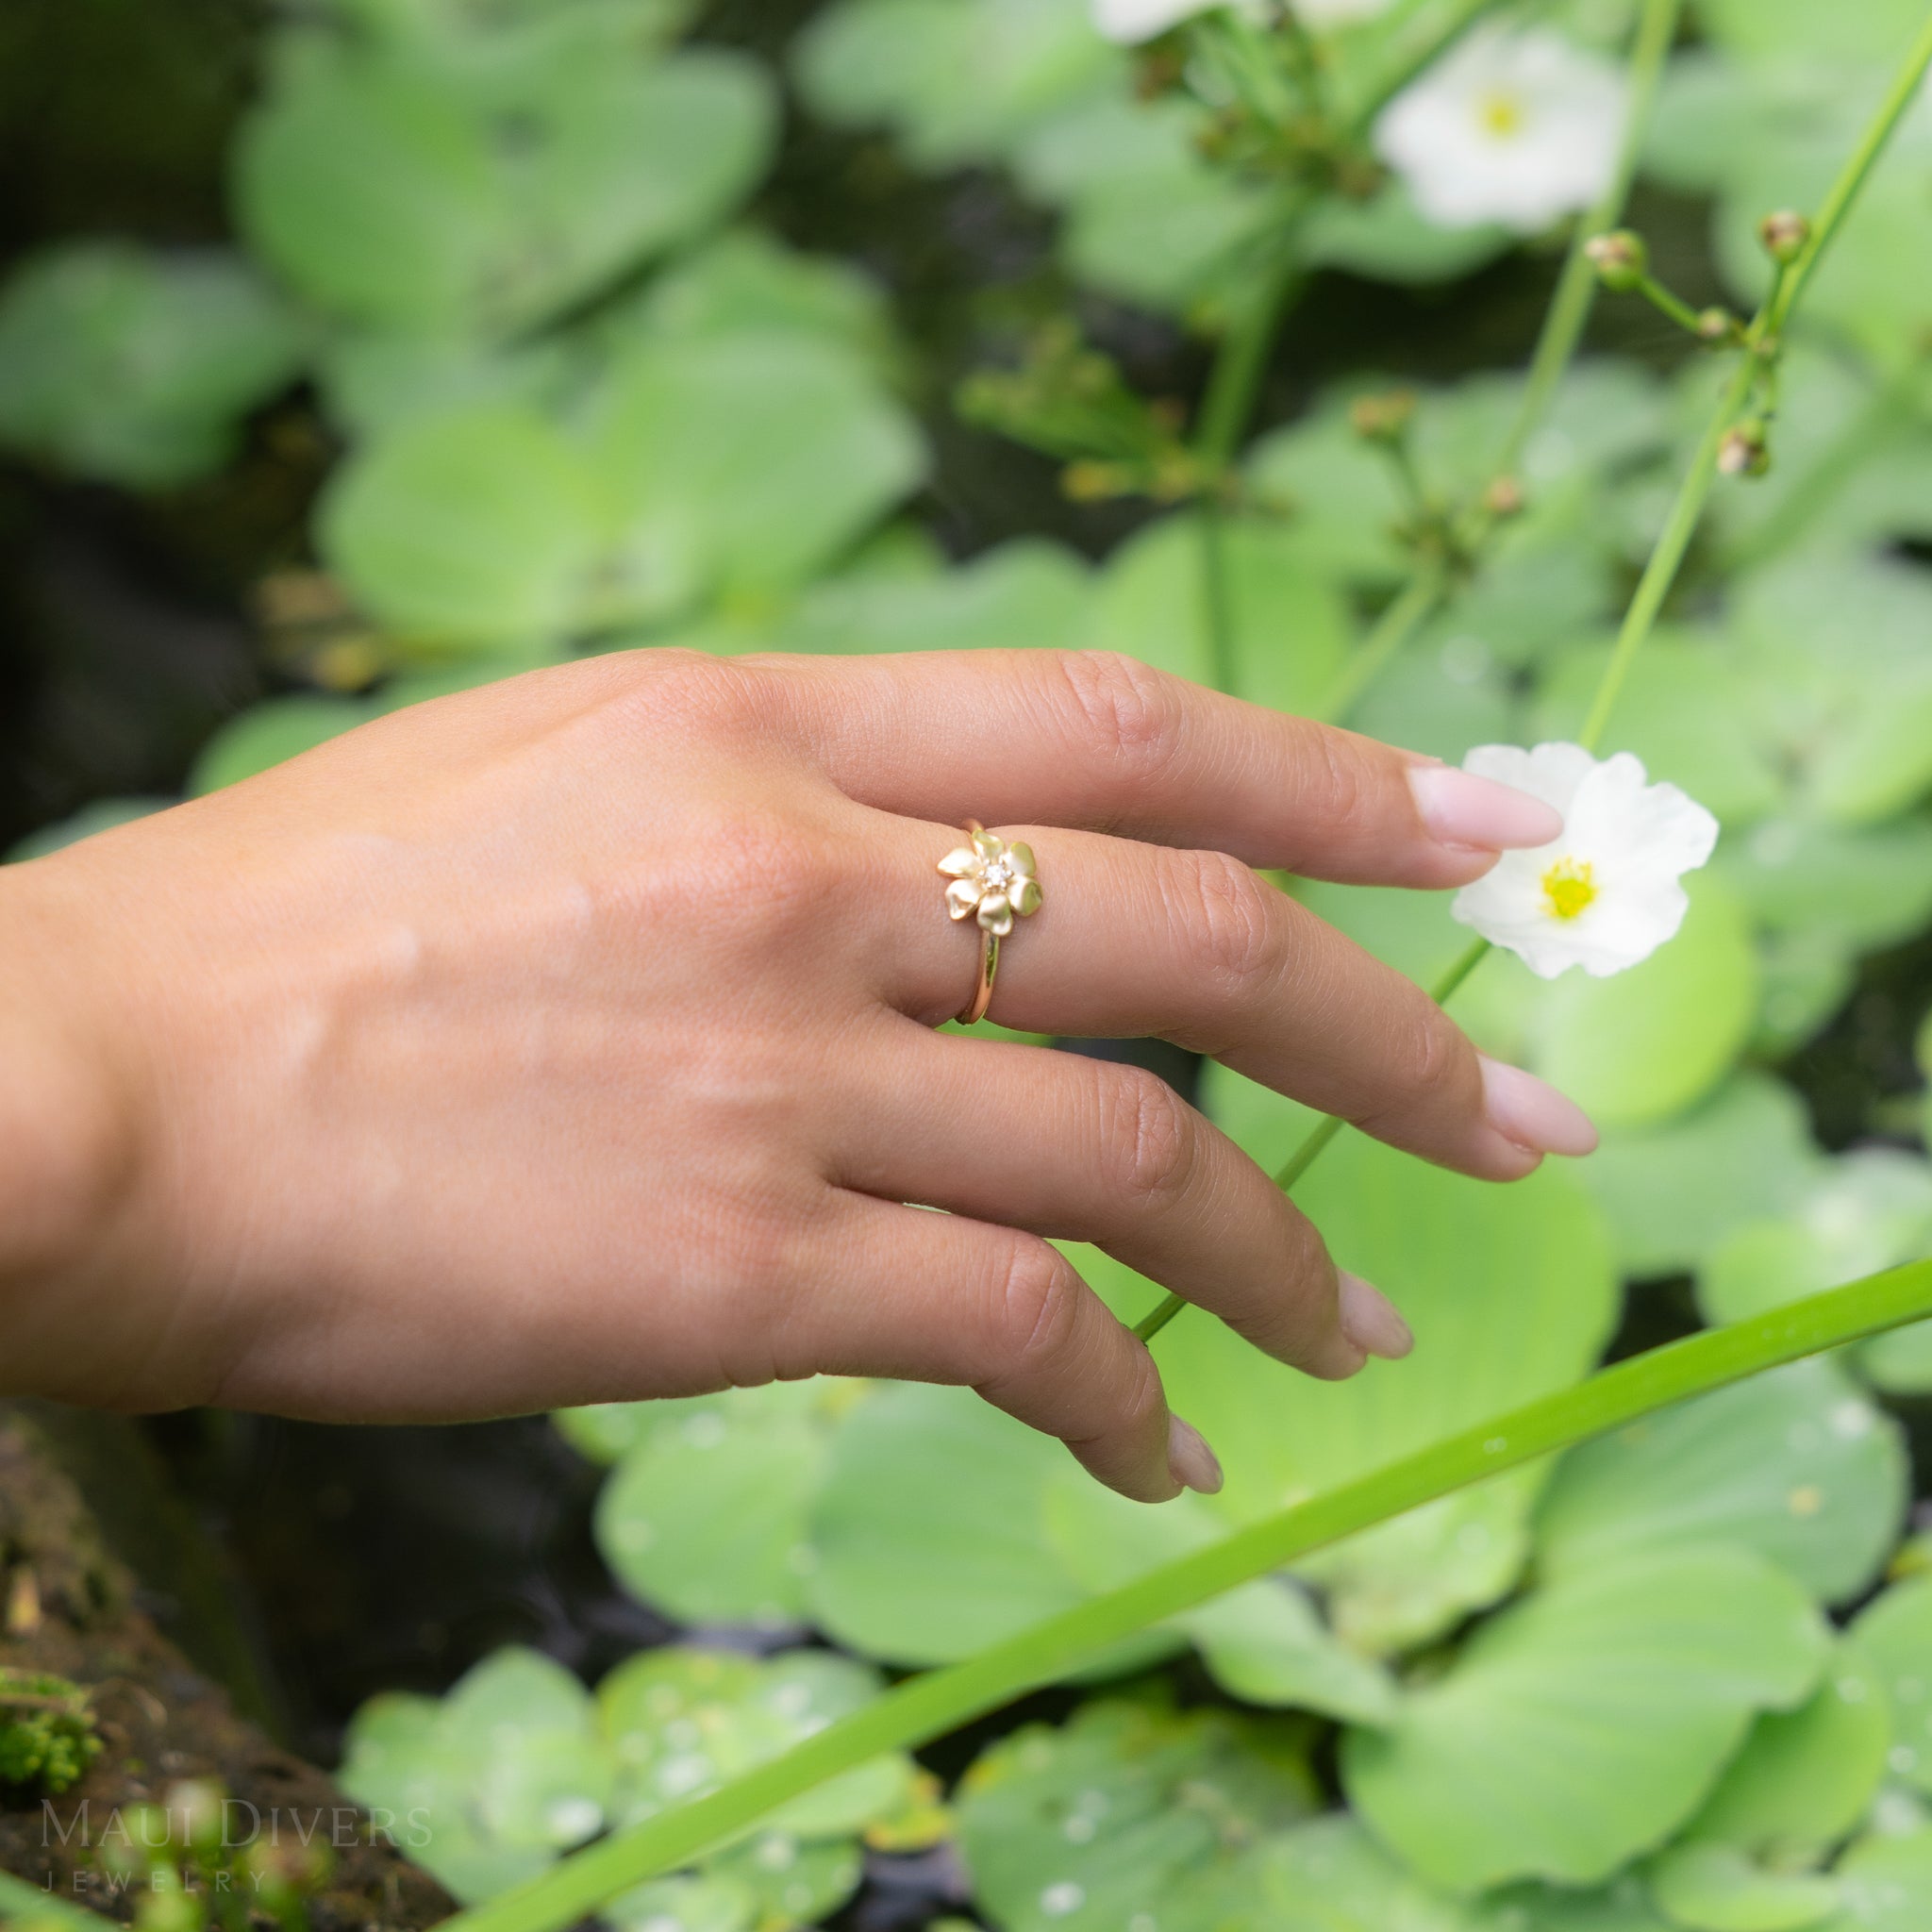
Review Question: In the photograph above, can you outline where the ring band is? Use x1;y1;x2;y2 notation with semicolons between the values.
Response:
938;821;1043;1025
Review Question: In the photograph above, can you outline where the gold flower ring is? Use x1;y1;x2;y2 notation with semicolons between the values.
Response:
938;822;1043;1025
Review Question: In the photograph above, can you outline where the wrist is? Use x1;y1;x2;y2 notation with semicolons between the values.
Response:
0;862;142;1379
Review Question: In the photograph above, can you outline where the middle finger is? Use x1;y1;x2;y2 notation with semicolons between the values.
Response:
869;812;1597;1181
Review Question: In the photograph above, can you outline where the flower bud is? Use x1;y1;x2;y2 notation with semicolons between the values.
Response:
1583;230;1647;292
1757;209;1810;264
1696;307;1740;345
1482;475;1525;519
1718;418;1771;477
1349;389;1417;444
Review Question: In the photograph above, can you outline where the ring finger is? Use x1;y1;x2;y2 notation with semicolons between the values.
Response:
865;814;1596;1181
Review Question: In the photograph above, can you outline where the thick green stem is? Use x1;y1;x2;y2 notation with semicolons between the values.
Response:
442;1257;1932;1932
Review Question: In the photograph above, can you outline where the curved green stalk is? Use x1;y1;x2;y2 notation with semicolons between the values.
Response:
441;1257;1932;1932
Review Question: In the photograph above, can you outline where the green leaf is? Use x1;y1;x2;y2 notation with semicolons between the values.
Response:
1817;1831;1932;1931
1646;1843;1840;1932
320;402;610;644
794;0;1118;173
340;1648;612;1904
1342;1550;1829;1892
1084;512;1353;708
1851;1576;1932;1797
1526;873;1761;1130
1577;1074;1822;1281
1530;635;1785;828
1677;1639;1891;1868
1731;557;1932;827
1303;186;1512;286
588;332;925;600
1535;1358;1907;1607
1242;1814;1509;1931
1039;1469;1397;1725
0;244;306;488
597;1646;911;1842
1132;1110;1618;1655
807;1384;1094;1666
957;1696;1315;1932
1715;816;1932;957
236;43;774;336
591;1384;848;1628
763;540;1091;658
1700;1151;1932;1346
190;697;374;794
1692;0;1929;58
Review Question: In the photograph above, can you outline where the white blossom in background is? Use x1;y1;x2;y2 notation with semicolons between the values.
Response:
1091;0;1384;44
1374;26;1626;232
1293;0;1392;22
1451;743;1719;979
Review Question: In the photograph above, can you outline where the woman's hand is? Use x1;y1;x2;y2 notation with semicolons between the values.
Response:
0;647;1591;1502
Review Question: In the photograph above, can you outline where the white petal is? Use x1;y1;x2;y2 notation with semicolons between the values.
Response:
1461;741;1600;824
1091;0;1206;42
1374;27;1626;235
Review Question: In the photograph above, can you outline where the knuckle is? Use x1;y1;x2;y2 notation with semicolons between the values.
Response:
1360;1001;1471;1131
988;1239;1087;1381
1173;847;1280;996
1100;1066;1202;1213
1048;651;1190;799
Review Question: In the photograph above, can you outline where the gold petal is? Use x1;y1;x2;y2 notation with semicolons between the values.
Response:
1007;841;1037;878
945;878;981;920
972;828;1003;860
977;894;1014;936
1010;877;1042;918
938;848;980;878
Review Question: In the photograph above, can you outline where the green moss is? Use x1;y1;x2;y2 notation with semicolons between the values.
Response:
0;1671;101;1794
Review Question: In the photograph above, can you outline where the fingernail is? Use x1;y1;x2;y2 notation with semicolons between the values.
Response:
1338;1271;1413;1360
1167;1415;1224;1496
1480;1056;1600;1158
1409;764;1563;852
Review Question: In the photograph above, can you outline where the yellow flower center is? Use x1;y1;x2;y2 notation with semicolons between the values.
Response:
1477;91;1526;140
1541;856;1597;922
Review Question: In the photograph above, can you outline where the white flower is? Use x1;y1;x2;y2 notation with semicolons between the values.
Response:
1374;26;1627;233
1091;0;1383;41
1450;743;1720;980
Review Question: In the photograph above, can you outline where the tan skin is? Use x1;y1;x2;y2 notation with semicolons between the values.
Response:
0;647;1595;1503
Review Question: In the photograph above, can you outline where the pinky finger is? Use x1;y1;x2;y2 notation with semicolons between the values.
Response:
797;1194;1221;1504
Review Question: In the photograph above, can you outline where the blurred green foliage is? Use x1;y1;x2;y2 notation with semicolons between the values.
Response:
12;0;1932;1924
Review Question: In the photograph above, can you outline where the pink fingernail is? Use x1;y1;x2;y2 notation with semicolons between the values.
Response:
1338;1271;1413;1360
1167;1415;1224;1496
1409;764;1563;852
1480;1056;1599;1158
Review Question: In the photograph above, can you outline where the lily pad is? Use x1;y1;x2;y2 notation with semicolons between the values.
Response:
1850;1576;1932;1796
957;1695;1315;1932
1534;1358;1907;1607
1645;1842;1840;1932
1341;1550;1829;1892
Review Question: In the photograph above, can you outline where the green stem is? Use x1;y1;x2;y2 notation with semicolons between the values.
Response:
1496;0;1682;479
1574;4;1932;754
1768;11;1932;334
1199;502;1241;696
1315;568;1449;724
444;1257;1932;1932
1349;0;1511;129
1326;0;1679;732
0;1872;120;1929
1635;274;1711;337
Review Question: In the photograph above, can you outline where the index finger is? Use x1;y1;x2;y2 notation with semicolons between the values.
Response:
739;648;1560;888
